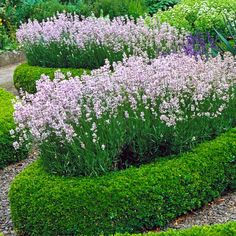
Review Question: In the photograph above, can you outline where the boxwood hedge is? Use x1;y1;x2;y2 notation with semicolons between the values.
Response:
9;129;236;235
0;88;27;169
116;221;236;236
13;63;90;94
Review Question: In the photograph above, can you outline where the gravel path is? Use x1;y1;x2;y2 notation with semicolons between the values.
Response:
0;64;20;95
165;192;236;230
0;154;37;236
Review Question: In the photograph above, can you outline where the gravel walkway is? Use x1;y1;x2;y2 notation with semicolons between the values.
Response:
0;63;20;95
1;155;235;235
165;192;236;230
0;154;37;236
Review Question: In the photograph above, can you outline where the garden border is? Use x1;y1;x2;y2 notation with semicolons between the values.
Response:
115;221;236;235
9;128;236;235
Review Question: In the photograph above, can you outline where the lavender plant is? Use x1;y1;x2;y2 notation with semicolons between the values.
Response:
183;32;217;59
16;13;186;69
13;53;236;177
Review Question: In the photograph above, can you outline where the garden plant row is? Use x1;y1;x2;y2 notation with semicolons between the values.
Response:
10;128;236;235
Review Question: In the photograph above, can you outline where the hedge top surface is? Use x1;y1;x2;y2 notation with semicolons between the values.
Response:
116;221;236;236
0;88;14;139
13;63;90;94
10;128;236;235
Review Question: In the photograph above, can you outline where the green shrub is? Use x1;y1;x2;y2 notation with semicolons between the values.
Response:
90;0;147;19
13;63;90;93
0;89;27;169
116;221;236;235
13;0;82;24
152;0;236;35
9;128;236;235
145;0;180;15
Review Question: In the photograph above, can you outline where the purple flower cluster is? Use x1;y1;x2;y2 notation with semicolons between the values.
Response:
183;33;217;59
13;53;236;147
17;13;186;59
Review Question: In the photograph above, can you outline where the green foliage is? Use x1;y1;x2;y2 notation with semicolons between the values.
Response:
116;221;236;235
13;63;90;93
214;14;236;56
9;128;236;235
153;0;236;35
0;89;27;168
86;0;147;19
145;0;180;15
0;1;18;51
15;0;82;23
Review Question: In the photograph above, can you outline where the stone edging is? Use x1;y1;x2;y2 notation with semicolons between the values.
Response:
0;51;25;67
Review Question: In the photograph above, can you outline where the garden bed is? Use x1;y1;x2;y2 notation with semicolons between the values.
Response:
9;128;236;235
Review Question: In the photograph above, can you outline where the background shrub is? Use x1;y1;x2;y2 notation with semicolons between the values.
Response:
116;221;236;235
13;63;90;93
152;0;236;35
85;0;147;19
145;0;180;15
0;89;27;169
9;129;236;235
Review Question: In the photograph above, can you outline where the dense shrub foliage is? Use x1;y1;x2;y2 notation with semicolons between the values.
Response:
14;63;90;93
9;129;236;235
80;0;147;19
13;53;236;176
0;89;27;169
146;0;180;15
116;221;236;236
153;0;236;35
16;13;185;69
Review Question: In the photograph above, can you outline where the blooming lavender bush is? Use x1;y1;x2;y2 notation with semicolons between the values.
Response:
13;53;236;176
183;32;217;59
16;13;186;69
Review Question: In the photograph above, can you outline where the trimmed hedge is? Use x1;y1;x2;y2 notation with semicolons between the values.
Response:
0;88;27;169
9;129;236;235
13;63;90;94
116;221;236;235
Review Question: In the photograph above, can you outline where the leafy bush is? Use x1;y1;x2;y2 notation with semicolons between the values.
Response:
0;1;18;51
145;0;180;15
85;0;147;19
116;221;236;235
152;0;236;35
17;13;185;69
15;0;82;23
13;63;89;93
13;53;236;176
0;89;27;169
9;128;236;235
